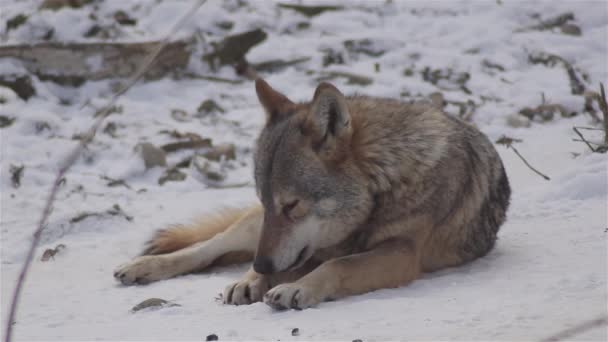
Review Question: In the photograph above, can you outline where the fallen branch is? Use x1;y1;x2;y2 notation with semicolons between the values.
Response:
161;139;212;153
528;52;586;95
0;41;191;85
3;1;208;341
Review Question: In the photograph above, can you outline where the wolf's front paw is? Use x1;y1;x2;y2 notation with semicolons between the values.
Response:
264;283;321;310
223;273;270;305
113;255;175;285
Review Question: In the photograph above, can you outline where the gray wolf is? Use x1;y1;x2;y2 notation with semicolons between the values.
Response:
114;78;511;310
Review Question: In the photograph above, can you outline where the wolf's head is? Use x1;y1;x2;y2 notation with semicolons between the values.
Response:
251;79;372;274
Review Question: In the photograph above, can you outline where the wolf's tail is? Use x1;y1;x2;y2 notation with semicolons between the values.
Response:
141;207;253;256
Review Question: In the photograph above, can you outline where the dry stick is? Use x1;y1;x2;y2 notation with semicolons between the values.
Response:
572;126;597;152
572;138;602;146
541;315;608;341
3;1;207;341
599;83;608;145
509;145;551;181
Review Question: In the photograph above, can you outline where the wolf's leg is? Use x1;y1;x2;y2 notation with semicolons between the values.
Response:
264;239;420;310
114;205;263;285
223;259;320;305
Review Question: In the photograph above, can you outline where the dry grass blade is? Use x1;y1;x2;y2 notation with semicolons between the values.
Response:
572;83;608;153
495;135;550;181
3;1;208;341
599;83;608;145
572;126;597;152
541;315;607;341
510;145;551;181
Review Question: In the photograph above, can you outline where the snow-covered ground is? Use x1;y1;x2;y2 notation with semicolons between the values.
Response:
1;0;606;340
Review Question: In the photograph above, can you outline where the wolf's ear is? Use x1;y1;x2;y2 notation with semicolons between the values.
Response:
305;82;352;154
255;78;295;123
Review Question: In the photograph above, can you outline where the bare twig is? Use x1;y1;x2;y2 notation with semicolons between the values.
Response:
3;1;207;341
599;83;608;145
510;145;551;181
495;135;550;181
541;315;607;341
572;126;597;152
572;83;608;153
572;138;602;145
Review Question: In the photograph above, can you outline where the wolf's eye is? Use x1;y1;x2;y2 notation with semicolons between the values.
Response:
282;200;300;220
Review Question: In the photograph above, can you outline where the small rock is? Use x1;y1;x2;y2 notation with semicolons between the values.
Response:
291;328;299;336
215;21;234;30
161;139;212;153
6;14;28;32
203;144;236;161
252;57;311;73
352;339;363;342
158;168;187;185
429;92;445;109
296;22;310;30
159;129;204;141
103;122;119;138
34;121;51;134
203;28;267;68
114;10;137;26
42;27;54;40
560;23;581;36
136;143;167;169
197;100;225;116
40;0;93;10
131;298;180;313
506;114;531;128
191;156;226;186
0;75;36;101
278;3;343;17
9;164;24;188
171;109;190;122
83;24;102;38
321;48;344;67
344;39;386;57
206;334;219;341
518;104;573;122
0;115;15;128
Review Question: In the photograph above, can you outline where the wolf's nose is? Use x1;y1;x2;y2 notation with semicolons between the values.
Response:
253;256;275;274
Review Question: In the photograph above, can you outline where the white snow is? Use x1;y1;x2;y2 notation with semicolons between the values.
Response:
1;0;606;340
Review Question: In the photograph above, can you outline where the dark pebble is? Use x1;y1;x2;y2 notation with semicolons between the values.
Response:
291;328;299;336
206;334;218;341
